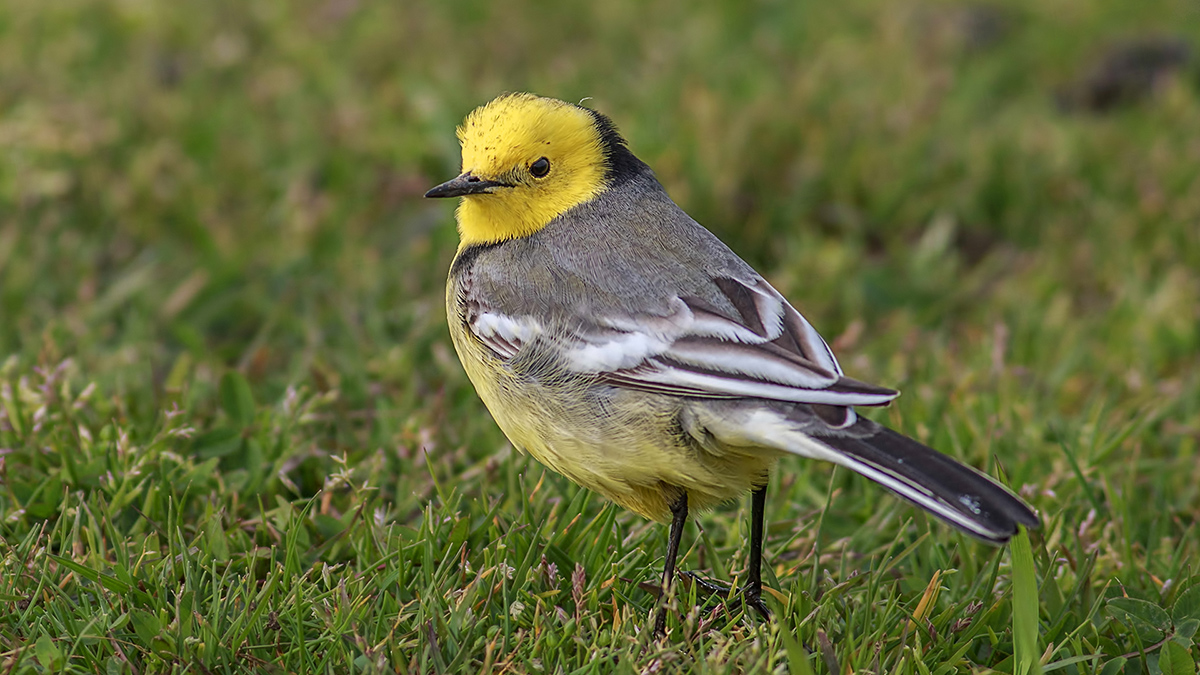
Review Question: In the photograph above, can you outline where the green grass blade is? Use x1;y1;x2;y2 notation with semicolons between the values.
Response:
1011;527;1042;675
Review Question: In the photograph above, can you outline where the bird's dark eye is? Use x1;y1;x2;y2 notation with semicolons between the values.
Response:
530;157;551;178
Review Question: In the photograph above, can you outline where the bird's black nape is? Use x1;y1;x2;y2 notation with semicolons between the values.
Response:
581;106;650;185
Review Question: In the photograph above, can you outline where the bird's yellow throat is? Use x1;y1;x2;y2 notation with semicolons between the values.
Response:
452;94;611;247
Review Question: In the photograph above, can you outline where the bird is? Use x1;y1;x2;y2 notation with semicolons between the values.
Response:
425;92;1039;637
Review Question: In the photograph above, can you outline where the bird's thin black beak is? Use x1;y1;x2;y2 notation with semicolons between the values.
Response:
424;172;511;198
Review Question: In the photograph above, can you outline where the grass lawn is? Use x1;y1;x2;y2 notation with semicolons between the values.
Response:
2;0;1200;672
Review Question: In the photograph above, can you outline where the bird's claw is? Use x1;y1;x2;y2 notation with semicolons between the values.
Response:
647;571;772;639
678;571;771;619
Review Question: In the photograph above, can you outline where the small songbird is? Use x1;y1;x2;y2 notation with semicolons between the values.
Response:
426;93;1038;637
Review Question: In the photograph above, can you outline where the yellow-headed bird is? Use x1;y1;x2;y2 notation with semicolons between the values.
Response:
426;93;1038;636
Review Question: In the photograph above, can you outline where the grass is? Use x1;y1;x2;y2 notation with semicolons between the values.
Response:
2;0;1200;672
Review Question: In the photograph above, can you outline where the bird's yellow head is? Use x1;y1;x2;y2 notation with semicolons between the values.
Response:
426;93;628;247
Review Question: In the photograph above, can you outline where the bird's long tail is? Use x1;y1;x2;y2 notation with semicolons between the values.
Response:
798;416;1039;543
696;404;1039;543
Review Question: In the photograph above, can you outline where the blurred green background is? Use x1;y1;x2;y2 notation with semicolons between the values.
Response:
2;0;1200;672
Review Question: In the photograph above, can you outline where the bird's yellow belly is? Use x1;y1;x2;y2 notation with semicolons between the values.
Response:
448;318;777;522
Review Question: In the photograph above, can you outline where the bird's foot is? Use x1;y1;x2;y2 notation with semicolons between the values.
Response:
678;571;770;619
640;572;771;639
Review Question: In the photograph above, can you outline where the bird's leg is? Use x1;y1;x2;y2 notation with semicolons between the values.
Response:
742;484;770;619
668;485;771;621
653;491;688;639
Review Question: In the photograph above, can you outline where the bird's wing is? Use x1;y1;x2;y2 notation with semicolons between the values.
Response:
465;275;899;410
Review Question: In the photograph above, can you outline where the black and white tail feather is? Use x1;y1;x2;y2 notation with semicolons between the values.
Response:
694;404;1039;543
794;414;1038;543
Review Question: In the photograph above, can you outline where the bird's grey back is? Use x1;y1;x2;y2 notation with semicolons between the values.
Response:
463;170;757;324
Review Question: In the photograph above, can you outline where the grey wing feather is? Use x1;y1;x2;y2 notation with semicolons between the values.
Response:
465;271;898;409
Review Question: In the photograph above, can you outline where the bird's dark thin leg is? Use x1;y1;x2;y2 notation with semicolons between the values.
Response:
743;484;770;618
671;485;771;620
661;485;771;622
653;491;688;639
